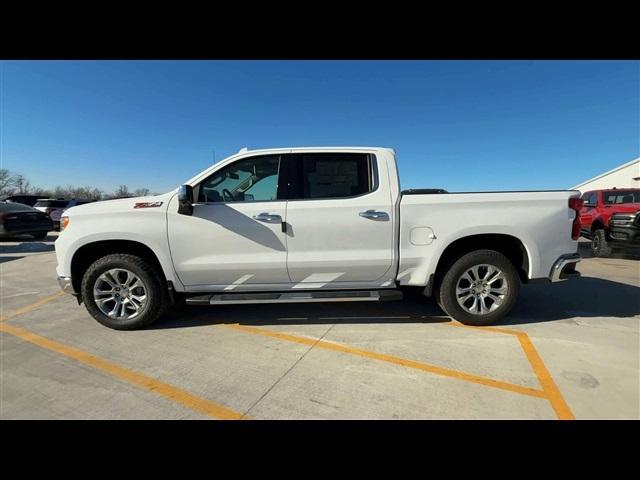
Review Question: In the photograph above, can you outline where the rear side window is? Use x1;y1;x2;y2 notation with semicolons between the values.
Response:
602;190;640;204
34;200;69;208
288;153;375;200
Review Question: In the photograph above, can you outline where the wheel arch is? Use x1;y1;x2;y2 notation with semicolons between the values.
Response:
71;240;169;296
591;218;606;232
427;233;530;297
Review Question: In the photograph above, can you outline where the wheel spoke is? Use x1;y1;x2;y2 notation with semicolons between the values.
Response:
489;285;507;295
486;270;502;284
478;297;488;314
459;293;474;303
95;295;115;305
470;266;481;281
99;272;116;289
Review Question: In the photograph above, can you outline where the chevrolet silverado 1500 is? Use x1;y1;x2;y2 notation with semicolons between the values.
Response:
55;147;583;330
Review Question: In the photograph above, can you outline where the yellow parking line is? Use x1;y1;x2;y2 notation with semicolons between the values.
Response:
0;291;66;322
447;322;575;420
0;322;247;420
514;332;575;420
223;323;547;399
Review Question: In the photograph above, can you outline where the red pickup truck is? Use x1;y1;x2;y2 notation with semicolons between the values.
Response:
579;188;640;257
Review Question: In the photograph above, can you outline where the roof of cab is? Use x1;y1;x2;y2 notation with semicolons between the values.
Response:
237;146;395;154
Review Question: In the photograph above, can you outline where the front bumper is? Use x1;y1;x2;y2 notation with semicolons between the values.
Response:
609;224;640;246
549;253;581;282
57;276;76;294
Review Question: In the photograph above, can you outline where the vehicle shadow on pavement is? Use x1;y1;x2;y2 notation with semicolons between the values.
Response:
154;294;451;330
578;242;640;260
0;235;56;254
0;256;25;264
499;277;640;326
152;277;639;330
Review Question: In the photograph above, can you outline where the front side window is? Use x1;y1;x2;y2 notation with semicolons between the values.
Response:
288;153;375;200
602;190;640;204
581;193;597;206
198;155;281;203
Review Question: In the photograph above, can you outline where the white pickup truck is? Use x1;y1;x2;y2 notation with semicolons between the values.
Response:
55;147;582;330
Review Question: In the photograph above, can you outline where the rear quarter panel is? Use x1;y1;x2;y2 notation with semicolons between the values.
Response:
398;191;580;285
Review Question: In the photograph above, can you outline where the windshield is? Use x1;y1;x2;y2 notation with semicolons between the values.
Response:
602;191;640;204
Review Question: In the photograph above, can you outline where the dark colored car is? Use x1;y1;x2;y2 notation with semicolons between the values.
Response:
0;201;54;239
579;188;640;256
1;195;43;207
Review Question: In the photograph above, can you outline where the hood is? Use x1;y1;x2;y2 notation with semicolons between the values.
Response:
607;203;640;214
63;192;175;217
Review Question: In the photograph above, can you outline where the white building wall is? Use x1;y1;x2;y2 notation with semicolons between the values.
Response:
572;158;640;193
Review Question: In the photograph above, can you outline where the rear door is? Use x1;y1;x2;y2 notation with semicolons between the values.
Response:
283;152;395;285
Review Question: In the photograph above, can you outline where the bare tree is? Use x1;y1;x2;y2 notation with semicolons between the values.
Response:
0;169;18;196
12;174;32;194
1;171;152;201
110;185;131;199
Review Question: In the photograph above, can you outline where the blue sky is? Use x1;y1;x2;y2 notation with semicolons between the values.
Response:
1;60;638;193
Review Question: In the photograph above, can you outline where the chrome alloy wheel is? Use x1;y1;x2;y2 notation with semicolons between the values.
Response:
93;268;147;320
455;264;508;315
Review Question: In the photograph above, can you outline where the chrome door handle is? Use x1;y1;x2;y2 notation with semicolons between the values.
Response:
253;212;282;223
359;210;389;220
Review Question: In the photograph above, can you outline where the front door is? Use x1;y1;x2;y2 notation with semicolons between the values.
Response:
167;154;290;288
284;152;395;285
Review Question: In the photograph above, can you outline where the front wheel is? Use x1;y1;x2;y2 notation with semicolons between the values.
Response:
81;254;167;330
591;229;612;257
438;249;520;326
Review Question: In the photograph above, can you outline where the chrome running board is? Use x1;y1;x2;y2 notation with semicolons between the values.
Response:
185;289;403;305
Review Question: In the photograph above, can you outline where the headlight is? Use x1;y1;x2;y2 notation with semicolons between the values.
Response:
60;216;70;231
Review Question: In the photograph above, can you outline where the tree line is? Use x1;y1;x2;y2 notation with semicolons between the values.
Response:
0;169;157;200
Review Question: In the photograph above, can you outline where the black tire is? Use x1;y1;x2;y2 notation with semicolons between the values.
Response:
591;229;612;258
32;231;47;239
80;253;168;330
438;249;520;326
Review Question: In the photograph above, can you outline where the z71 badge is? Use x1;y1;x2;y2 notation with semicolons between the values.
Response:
134;202;163;209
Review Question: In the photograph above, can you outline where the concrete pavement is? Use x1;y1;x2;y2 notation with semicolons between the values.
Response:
1;234;638;419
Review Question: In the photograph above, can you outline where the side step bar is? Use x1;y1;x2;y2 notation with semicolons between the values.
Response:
185;289;403;306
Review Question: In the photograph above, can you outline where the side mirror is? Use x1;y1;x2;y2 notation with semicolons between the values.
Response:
177;185;194;216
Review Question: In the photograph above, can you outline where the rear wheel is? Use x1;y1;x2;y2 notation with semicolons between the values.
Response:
591;229;612;257
438;249;520;326
81;254;167;330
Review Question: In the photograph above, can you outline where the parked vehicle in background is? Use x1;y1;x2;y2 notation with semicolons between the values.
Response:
34;199;94;228
579;188;640;257
55;147;582;330
0;201;54;238
1;195;43;207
